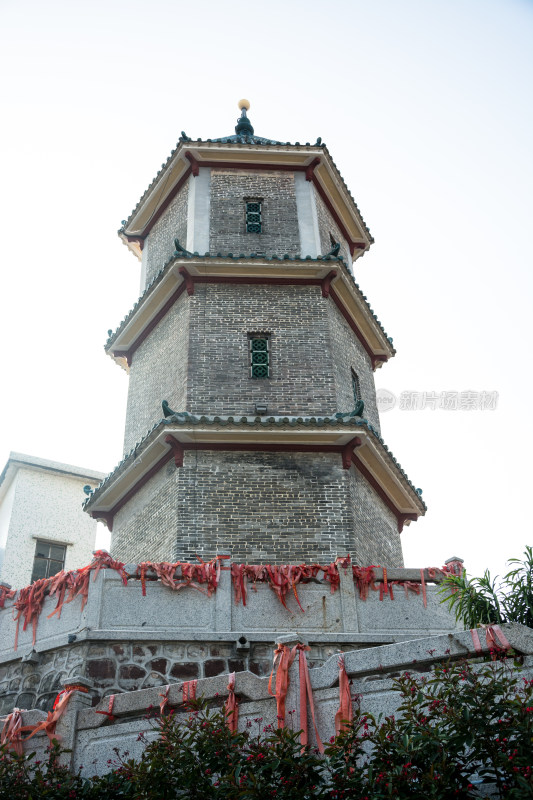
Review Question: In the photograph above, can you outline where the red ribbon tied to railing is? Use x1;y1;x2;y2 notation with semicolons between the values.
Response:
224;672;239;733
470;624;512;656
335;654;353;737
182;680;197;704
95;694;116;723
0;708;25;755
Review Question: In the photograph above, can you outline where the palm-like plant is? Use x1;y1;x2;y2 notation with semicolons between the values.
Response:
440;546;533;629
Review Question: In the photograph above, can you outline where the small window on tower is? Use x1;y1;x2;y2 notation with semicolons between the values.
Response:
245;200;262;233
249;335;270;378
351;369;361;404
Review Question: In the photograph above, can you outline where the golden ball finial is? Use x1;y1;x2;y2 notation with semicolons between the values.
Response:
238;98;250;111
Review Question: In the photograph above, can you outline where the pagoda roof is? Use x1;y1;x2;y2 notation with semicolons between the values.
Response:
119;136;373;261
83;413;425;534
105;252;395;372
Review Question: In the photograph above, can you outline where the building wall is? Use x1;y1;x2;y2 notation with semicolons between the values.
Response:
143;183;189;289
123;291;190;454
0;479;16;576
111;450;399;566
313;185;352;266
209;170;300;257
0;469;99;588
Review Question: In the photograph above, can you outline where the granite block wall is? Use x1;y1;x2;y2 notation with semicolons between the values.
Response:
209;170;300;257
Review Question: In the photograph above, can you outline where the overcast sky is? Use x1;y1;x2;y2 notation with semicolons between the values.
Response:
0;0;531;579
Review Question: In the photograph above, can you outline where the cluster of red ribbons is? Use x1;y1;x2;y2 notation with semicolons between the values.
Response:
0;585;15;609
11;550;128;650
2;552;458;654
231;557;351;611
136;556;228;597
470;624;512;656
268;642;324;753
0;689;80;752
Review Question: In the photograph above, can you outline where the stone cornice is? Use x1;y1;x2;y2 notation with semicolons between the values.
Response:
84;416;425;533
106;255;395;371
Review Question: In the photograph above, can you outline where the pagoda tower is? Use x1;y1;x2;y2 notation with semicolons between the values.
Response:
85;102;425;567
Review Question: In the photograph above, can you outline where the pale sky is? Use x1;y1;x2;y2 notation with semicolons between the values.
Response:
0;0;531;579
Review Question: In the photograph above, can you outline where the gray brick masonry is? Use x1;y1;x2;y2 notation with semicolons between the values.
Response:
144;182;189;288
111;451;401;566
123;283;379;452
209;170;300;258
123;291;190;454
314;186;352;265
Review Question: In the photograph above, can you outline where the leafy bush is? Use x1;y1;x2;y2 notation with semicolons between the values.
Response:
1;655;532;799
440;547;533;629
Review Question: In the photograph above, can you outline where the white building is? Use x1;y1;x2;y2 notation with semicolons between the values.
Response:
0;453;104;589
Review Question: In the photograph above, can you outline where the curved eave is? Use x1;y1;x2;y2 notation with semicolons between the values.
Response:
106;256;394;372
84;420;425;532
119;141;372;259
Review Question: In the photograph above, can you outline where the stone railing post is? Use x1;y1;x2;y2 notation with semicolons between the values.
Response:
337;556;359;634
215;553;232;632
54;676;94;769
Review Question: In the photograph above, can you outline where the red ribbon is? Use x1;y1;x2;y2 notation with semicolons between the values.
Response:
95;694;116;723
296;644;323;753
268;643;295;728
335;655;353;737
23;689;75;744
224;672;239;733
182;680;197;704
420;569;427;608
471;624;511;655
159;685;170;715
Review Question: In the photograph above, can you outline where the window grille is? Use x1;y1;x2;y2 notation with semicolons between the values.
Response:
31;540;66;583
246;201;262;233
249;335;270;378
351;369;361;404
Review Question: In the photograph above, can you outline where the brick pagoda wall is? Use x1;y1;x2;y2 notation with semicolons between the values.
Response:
110;450;401;566
143;183;189;289
209;170;300;258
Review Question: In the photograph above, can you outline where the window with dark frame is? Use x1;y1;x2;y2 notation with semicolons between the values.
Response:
245;200;262;233
351;369;361;404
249;334;270;378
31;540;66;583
